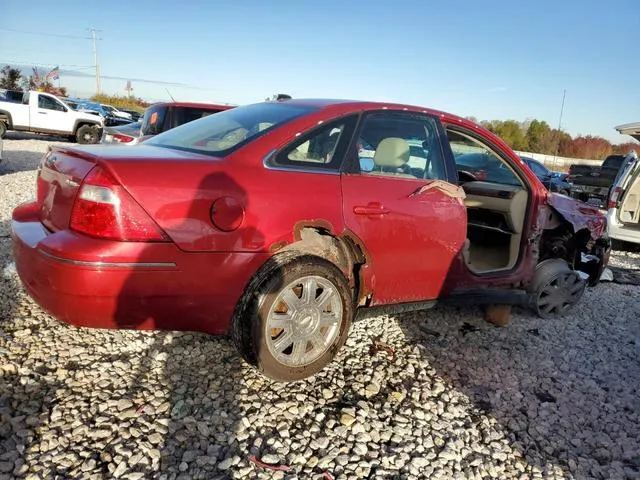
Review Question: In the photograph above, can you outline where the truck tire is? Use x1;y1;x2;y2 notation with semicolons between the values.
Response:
0;121;6;139
76;125;100;144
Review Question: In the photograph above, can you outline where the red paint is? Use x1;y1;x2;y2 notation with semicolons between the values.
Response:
11;99;608;335
342;175;467;304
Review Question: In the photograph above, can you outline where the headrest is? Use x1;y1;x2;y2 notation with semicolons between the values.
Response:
373;137;410;168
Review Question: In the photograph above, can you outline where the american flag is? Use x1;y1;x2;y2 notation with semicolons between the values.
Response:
46;66;60;81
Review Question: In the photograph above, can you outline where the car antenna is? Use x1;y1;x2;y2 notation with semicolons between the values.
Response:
165;88;176;102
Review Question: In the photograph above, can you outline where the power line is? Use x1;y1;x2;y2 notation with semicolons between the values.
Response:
0;27;90;40
0;60;94;69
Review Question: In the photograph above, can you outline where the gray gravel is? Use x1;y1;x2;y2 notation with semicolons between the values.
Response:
1;137;639;480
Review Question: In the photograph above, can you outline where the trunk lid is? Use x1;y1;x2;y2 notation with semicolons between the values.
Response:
37;144;224;234
37;147;97;232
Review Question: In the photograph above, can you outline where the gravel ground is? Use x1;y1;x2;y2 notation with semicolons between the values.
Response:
1;137;639;480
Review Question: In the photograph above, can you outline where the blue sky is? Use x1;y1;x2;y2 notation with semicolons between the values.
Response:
2;0;639;143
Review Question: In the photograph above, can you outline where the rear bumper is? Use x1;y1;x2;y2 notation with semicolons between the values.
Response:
607;209;640;244
11;204;269;334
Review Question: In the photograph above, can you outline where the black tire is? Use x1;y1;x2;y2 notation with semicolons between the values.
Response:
559;189;569;196
0;121;6;138
232;252;353;382
529;259;586;319
76;124;100;144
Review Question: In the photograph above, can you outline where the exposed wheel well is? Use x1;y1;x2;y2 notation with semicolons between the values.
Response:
540;212;597;270
277;227;369;305
0;110;13;129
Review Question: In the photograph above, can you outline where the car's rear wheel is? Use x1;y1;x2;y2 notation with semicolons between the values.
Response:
531;259;586;319
232;253;352;381
76;125;100;144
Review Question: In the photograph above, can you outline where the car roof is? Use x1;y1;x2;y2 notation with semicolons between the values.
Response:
150;101;235;110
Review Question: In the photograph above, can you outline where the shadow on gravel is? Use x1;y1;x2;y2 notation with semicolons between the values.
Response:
108;172;291;479
0;150;45;175
396;300;640;479
0;219;64;478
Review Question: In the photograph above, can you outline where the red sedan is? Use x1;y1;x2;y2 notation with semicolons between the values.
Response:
12;99;610;381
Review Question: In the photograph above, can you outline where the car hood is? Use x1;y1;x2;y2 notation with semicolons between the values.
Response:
548;192;607;238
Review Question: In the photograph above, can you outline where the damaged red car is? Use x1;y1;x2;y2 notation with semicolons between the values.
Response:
11;99;610;381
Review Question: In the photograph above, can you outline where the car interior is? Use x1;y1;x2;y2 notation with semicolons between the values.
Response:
448;129;530;273
619;166;640;225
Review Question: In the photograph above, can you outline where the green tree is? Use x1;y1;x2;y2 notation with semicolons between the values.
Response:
0;65;23;91
491;120;528;151
525;120;553;153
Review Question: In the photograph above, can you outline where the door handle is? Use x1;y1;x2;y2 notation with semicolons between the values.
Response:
353;203;389;216
38;111;48;114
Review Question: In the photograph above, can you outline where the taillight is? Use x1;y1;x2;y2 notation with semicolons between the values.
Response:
112;134;134;143
607;186;622;209
70;166;168;242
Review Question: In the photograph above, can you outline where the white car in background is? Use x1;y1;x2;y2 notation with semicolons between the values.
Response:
101;104;133;120
607;122;640;246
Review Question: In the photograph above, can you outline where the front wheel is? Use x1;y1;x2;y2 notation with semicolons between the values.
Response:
76;125;100;144
530;259;586;319
232;254;352;381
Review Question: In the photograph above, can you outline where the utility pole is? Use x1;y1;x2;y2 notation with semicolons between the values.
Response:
88;28;101;95
553;89;567;167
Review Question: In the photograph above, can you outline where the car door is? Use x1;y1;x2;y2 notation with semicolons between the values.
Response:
341;111;467;305
31;94;74;133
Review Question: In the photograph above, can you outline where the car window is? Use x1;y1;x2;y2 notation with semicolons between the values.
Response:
145;102;318;156
273;117;357;170
527;159;549;177
38;95;66;112
170;107;225;129
356;112;446;180
603;155;626;170
447;129;523;186
141;105;167;136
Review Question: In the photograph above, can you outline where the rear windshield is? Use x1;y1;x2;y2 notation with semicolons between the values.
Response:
603;155;626;169
145;102;317;156
141;105;167;136
169;106;225;130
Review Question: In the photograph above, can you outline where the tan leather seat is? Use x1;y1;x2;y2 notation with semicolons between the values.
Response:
369;137;415;178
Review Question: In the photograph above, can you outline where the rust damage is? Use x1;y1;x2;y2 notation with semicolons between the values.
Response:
281;221;373;307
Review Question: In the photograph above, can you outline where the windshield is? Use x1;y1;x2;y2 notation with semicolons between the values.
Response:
146;102;318;156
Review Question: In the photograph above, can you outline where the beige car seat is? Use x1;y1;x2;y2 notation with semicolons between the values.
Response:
369;137;414;178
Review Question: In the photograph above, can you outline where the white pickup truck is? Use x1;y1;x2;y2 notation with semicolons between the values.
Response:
0;91;103;144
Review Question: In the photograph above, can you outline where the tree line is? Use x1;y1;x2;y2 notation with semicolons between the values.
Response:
467;117;639;160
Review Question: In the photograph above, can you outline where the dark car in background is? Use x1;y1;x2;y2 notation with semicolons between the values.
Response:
520;156;572;195
567;154;627;203
139;101;234;142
